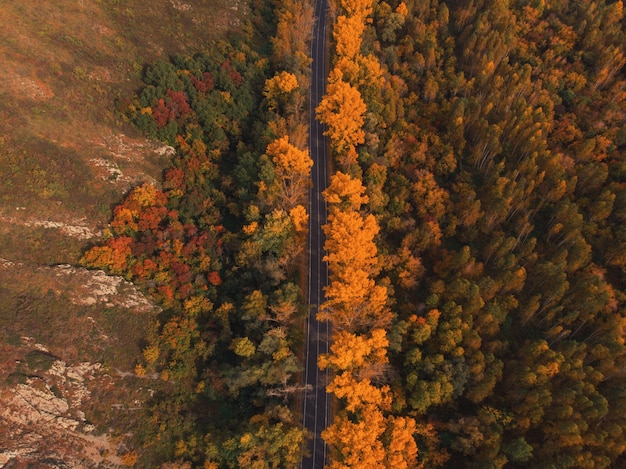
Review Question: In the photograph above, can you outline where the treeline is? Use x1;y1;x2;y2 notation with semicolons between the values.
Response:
315;0;420;466
82;0;316;465
323;0;626;467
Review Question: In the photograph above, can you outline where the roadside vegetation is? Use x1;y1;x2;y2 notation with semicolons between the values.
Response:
81;0;317;465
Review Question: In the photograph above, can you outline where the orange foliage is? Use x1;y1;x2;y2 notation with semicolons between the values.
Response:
384;417;419;469
208;271;222;286
339;0;373;19
319;328;388;372
264;136;313;208
82;236;133;275
334;15;365;60
327;372;392;412
323;171;369;210
322;405;387;469
316;79;366;162
323;211;379;271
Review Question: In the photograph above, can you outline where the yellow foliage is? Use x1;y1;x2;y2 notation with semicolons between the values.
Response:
323;211;379;269
270;71;299;93
327;372;392;412
316;79;366;156
134;363;146;376
289;204;309;233
357;53;385;89
265;136;313;208
322;405;387;469
339;0;373;19
183;296;213;316
264;71;299;110
335;56;362;85
334;15;365;59
111;207;138;235
321;328;388;368
243;221;259;235
142;344;159;366
266;136;312;176
385;416;419;469
120;451;138;467
323;171;369;210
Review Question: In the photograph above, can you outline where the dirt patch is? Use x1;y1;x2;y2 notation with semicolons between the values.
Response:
0;215;99;240
52;265;157;312
0;342;141;468
3;73;55;101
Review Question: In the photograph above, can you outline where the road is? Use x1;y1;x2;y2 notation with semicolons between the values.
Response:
300;0;331;467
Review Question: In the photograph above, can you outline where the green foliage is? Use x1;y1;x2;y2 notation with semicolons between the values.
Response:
360;0;626;466
82;28;309;467
25;350;57;372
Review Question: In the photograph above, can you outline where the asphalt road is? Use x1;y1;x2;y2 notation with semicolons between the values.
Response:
300;0;331;467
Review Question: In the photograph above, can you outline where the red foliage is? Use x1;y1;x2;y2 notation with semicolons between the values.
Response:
164;168;186;191
133;258;158;278
177;283;194;299
137;206;168;231
153;98;174;128
158;284;174;302
166;90;192;119
202;72;215;90
172;261;193;284
184;223;199;238
190;71;215;93
208;271;222;286
221;60;243;86
159;250;176;268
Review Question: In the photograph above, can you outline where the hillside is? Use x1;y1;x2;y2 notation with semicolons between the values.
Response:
0;1;245;466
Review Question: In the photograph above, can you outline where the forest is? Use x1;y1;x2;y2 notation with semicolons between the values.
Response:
82;0;626;467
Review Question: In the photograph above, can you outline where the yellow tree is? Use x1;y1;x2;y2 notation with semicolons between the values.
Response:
322;404;387;469
264;71;299;111
339;0;373;19
264;135;313;209
334;15;365;60
320;266;390;331
271;0;314;69
319;328;389;374
328;372;391;412
316;79;366;167
323;210;379;271
323;171;369;211
320;205;392;331
384;416;419;469
320;329;420;468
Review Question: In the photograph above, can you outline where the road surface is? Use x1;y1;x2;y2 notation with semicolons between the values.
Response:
300;0;331;467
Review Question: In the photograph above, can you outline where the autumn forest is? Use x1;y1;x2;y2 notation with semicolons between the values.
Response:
83;0;626;467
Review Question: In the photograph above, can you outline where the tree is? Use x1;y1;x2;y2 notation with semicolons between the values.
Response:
334;15;366;60
323;171;370;211
322;405;388;469
316;78;366;167
264;71;300;111
263;136;313;209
